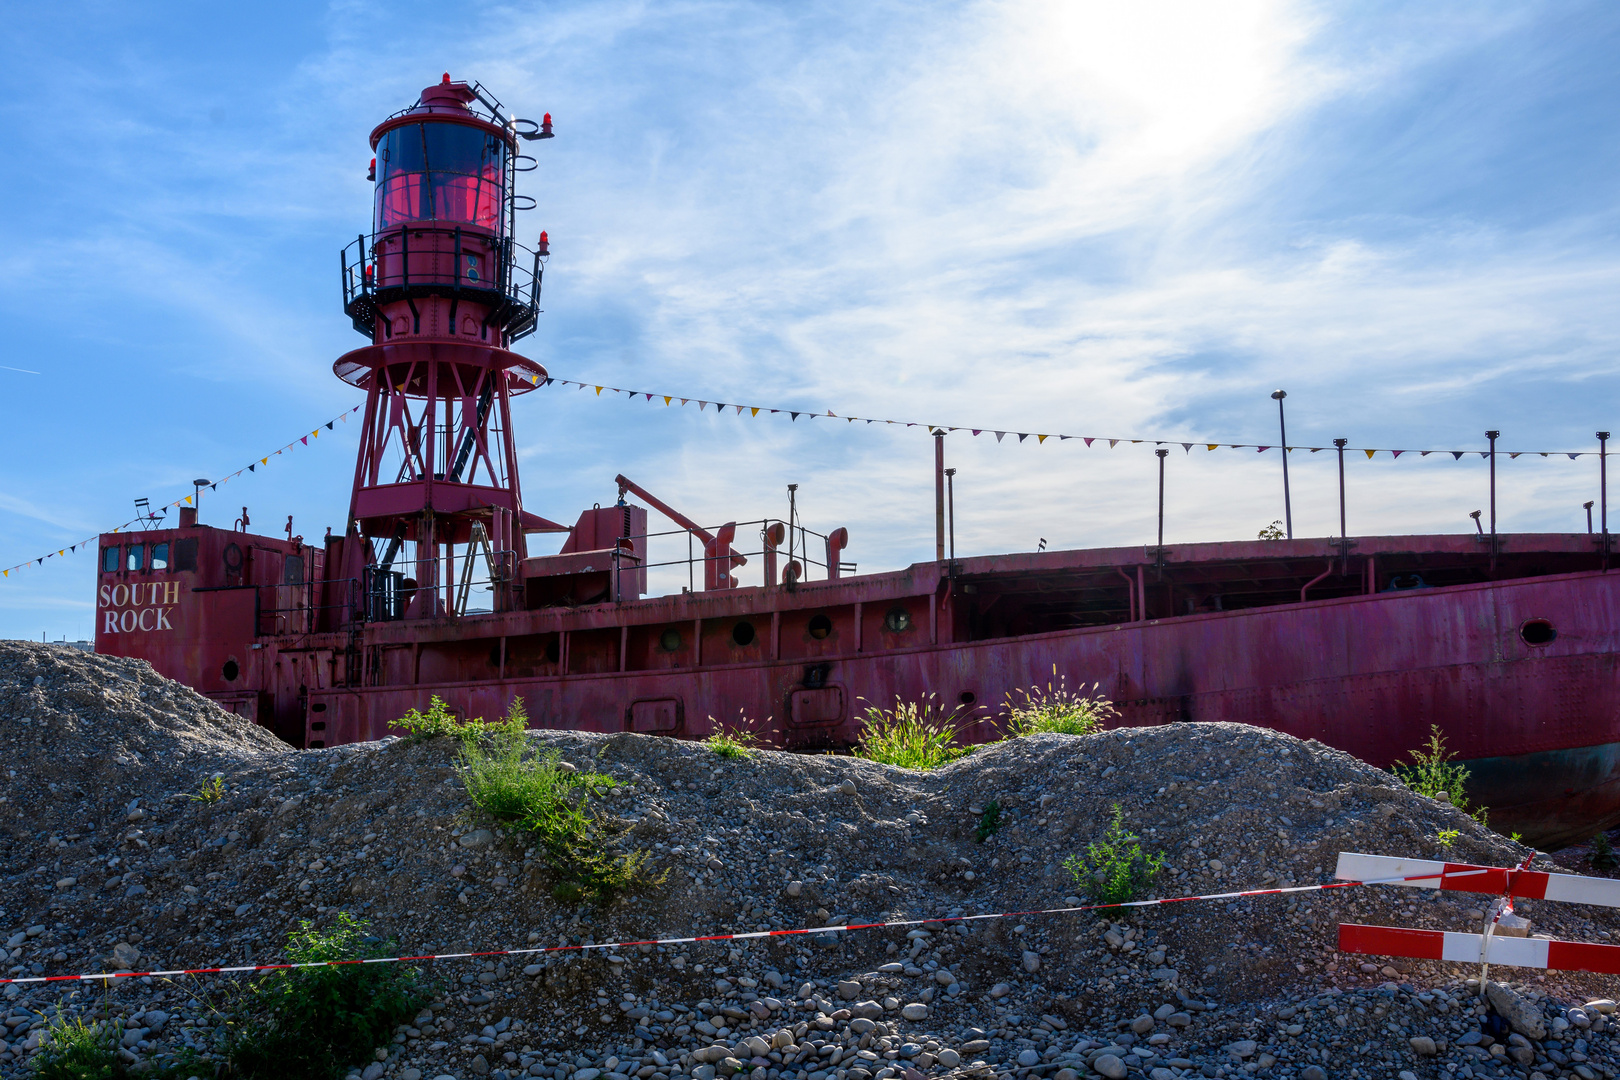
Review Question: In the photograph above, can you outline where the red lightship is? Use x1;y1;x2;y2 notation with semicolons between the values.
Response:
94;77;1620;848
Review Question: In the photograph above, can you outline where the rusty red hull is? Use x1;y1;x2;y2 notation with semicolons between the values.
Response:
93;525;1620;848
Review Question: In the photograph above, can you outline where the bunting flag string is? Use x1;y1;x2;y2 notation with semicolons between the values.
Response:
0;406;361;582
531;374;1608;460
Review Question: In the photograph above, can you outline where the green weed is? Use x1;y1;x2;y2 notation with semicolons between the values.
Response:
854;695;974;770
1258;520;1286;541
1436;828;1460;849
225;912;425;1080
188;775;225;804
704;726;759;760
30;1015;120;1080
1002;668;1115;737
394;693;526;745
1064;803;1165;907
975;800;1002;843
1392;725;1489;825
1593;832;1618;871
454;703;661;903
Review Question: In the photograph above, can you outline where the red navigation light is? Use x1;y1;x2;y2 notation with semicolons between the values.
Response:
442;72;451;84
541;113;553;137
367;157;376;181
537;231;550;256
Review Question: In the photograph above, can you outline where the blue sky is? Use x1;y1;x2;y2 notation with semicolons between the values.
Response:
1;0;1618;641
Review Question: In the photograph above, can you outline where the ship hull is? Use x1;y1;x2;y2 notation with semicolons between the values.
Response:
93;527;1620;848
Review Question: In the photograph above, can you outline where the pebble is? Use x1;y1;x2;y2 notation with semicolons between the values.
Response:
1021;950;1040;973
1017;1049;1041;1067
1093;1054;1127;1079
901;1003;928;1021
1299;1067;1328;1080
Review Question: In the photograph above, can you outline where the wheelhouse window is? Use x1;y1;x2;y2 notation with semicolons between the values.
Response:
101;546;119;573
151;542;169;570
126;544;144;571
374;121;507;233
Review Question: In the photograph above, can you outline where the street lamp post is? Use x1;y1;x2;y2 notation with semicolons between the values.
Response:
1271;390;1292;540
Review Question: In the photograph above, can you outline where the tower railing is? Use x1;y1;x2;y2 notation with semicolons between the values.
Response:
339;228;544;343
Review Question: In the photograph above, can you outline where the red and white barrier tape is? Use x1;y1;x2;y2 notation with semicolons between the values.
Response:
1339;924;1620;976
0;859;1488;988
1335;852;1620;907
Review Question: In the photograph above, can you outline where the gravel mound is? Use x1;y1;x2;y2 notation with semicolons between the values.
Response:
5;640;1620;1080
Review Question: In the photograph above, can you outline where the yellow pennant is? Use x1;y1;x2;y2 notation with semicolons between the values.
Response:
1037;434;1048;444
751;407;759;417
184;496;193;505
663;396;672;406
595;386;603;395
261;458;268;465
1365;449;1376;459
1207;444;1218;451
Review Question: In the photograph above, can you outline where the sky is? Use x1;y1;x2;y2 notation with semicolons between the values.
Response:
0;0;1617;641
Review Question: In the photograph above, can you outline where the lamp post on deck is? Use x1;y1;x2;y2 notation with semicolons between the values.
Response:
1271;390;1292;540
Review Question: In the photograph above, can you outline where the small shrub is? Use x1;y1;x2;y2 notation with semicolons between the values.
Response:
1002;669;1115;737
1593;832;1618;871
975;800;1002;843
1064;803;1164;907
1393;725;1488;824
854;695;973;769
225;912;425;1080
1436;828;1461;849
1258;520;1286;541
456;713;660;904
394;694;526;744
189;775;225;803
704;725;759;759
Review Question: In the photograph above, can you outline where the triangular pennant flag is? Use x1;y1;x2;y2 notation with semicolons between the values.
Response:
1421;451;1431;457
1018;433;1029;443
1131;440;1142;444
70;545;75;553
301;436;308;445
827;411;836;418
326;422;333;430
1108;439;1118;448
681;399;690;406
994;431;1006;442
664;396;672;406
790;412;800;421
735;405;744;415
261;458;268;465
646;393;654;402
1392;451;1403;459
184;496;193;505
595;386;603;395
1038;434;1048;444
1510;452;1521;459
1569;453;1580;460
210;484;217;491
847;417;856;423
57;550;63;557
750;408;759;417
249;464;255;472
972;429;982;436
1367;449;1378;459
1207;444;1218;451
1059;435;1071;441
1257;446;1270;453
697;402;706;411
1479;451;1490;458
311;429;318;438
1084;438;1094;447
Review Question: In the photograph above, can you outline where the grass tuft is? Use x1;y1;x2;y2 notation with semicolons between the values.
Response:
394;693;526;745
853;695;974;770
453;698;662;904
704;725;759;759
31;1015;121;1080
1436;828;1461;849
225;912;425;1080
1064;803;1164;907
1001;668;1115;737
974;800;1002;843
1594;832;1618;871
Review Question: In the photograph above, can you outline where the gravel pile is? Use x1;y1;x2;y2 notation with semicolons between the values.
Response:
6;640;1620;1080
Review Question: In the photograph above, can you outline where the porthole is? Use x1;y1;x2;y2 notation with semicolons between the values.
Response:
807;614;833;640
959;691;977;706
884;607;912;633
1520;619;1557;646
222;659;240;681
659;628;683;652
732;621;757;647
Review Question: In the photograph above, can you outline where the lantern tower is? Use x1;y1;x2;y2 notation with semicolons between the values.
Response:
335;75;561;619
